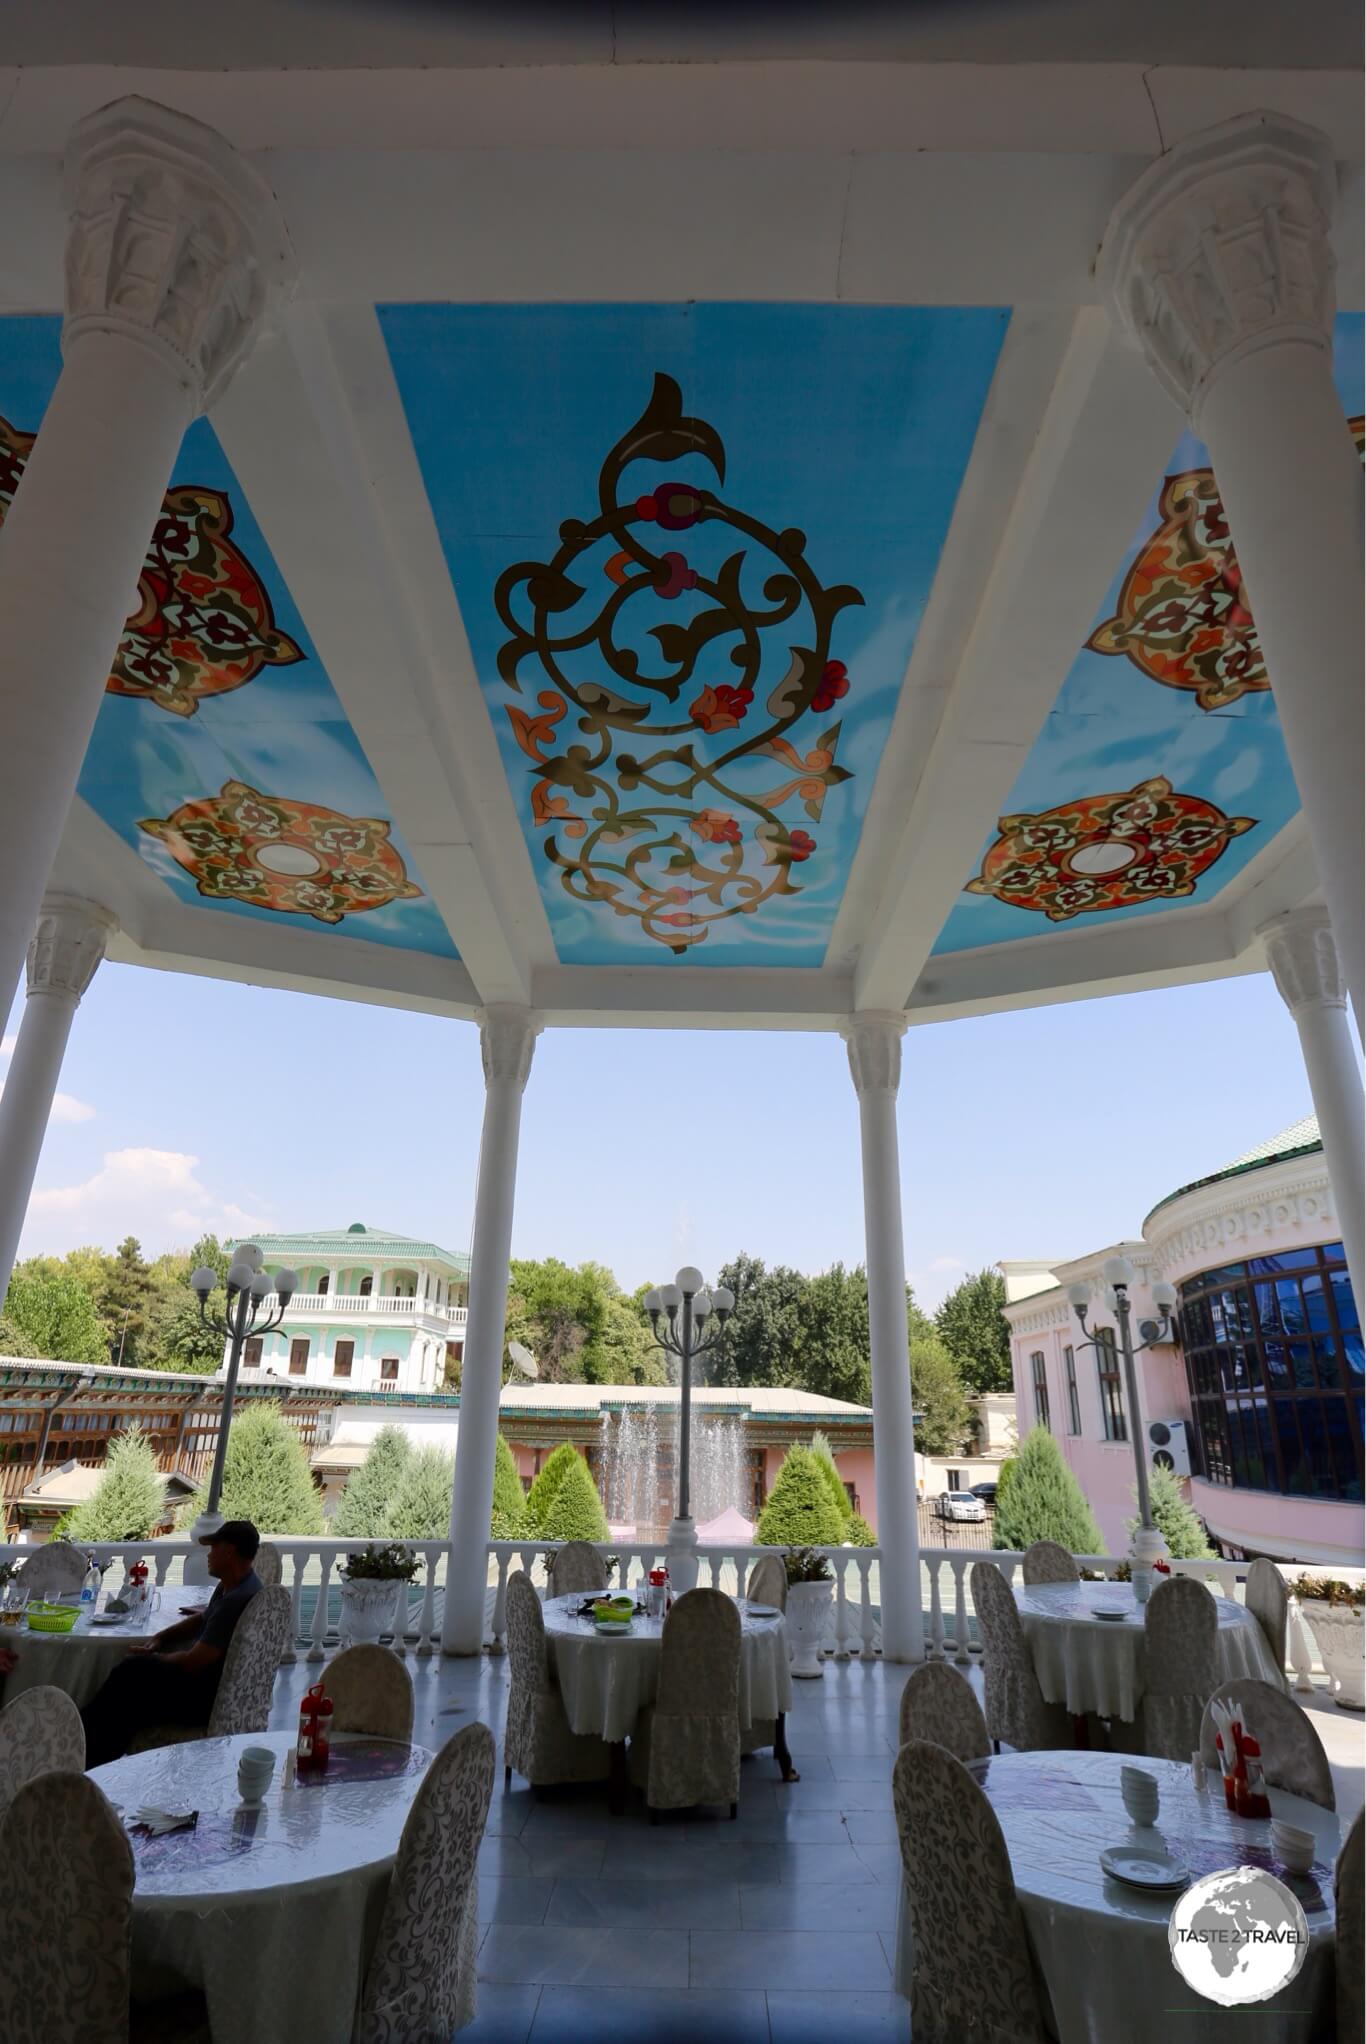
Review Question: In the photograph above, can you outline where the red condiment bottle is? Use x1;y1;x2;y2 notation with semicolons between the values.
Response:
1214;1732;1237;1812
313;1687;333;1771
297;1680;329;1773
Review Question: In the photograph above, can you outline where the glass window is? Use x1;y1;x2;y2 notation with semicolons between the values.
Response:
1275;1279;1307;1336
1031;1352;1050;1431
1064;1346;1081;1435
1289;1341;1316;1390
1315;1338;1342;1389
244;1337;264;1369
1303;1274;1331;1335
1344;1333;1365;1382
1247;1250;1319;1274
380;1358;399;1382
1095;1329;1126;1442
1331;1271;1359;1332
318;1274;329;1294
288;1338;309;1377
333;1341;354;1379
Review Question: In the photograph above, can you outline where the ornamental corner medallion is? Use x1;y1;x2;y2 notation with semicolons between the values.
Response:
0;415;302;716
139;782;423;923
494;373;862;954
965;776;1256;921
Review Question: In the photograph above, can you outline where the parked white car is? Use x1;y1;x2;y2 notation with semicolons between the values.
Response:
933;1490;987;1523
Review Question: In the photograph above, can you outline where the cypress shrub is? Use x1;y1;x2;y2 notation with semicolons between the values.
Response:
525;1442;581;1532
1130;1465;1212;1559
333;1425;412;1538
992;1427;1103;1556
492;1433;530;1538
809;1429;854;1525
541;1450;610;1543
67;1428;164;1542
756;1446;845;1548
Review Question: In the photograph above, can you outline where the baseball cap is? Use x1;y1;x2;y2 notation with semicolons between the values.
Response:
198;1518;261;1560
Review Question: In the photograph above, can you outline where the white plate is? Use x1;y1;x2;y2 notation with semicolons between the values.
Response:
90;1613;127;1627
1093;1608;1129;1622
1100;1844;1189;1890
746;1603;779;1618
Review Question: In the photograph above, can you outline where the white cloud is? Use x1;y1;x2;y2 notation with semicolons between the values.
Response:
0;1037;95;1124
22;1147;272;1256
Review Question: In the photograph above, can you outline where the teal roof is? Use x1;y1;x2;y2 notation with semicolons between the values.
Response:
229;1224;469;1275
1144;1115;1322;1226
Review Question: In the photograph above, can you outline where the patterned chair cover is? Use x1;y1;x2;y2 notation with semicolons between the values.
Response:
127;1584;293;1755
1245;1559;1288;1680
1336;1808;1363;2044
1021;1540;1079;1587
970;1561;1072;1752
356;1720;494;2044
1138;1576;1218;1761
898;1662;990;1762
0;1772;135;2044
547;1542;609;1600
745;1554;788;1611
630;1588;742;1816
327;1644;415;1742
1197;1678;1334;1810
0;1686;85;1823
253;1543;283;1589
893;1740;1049;2044
503;1571;610;1787
16;1541;87;1600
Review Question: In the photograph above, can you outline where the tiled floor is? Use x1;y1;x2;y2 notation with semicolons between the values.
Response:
266;1646;1365;2044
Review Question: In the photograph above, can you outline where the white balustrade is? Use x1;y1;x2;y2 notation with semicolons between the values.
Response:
268;1292;468;1327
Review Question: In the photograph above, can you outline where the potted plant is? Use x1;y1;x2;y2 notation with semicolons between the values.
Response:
783;1546;834;1679
1293;1575;1365;1710
339;1543;420;1646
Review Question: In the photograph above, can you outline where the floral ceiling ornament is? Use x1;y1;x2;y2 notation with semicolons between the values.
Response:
494;374;862;953
0;415;302;717
140;782;422;924
965;776;1255;922
1087;416;1365;712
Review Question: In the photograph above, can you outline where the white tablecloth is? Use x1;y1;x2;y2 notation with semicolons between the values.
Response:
543;1594;793;1743
2;1603;169;1708
90;1728;475;2044
895;1750;1339;2044
1015;1580;1285;1720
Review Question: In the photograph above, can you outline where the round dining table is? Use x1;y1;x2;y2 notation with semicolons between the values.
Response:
542;1591;793;1742
89;1727;476;2044
894;1749;1340;2044
1014;1578;1285;1721
1;1599;172;1708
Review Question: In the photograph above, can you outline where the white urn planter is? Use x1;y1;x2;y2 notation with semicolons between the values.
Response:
786;1578;834;1678
340;1577;403;1646
1299;1599;1365;1711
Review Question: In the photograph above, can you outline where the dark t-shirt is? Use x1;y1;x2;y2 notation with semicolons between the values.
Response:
194;1569;262;1681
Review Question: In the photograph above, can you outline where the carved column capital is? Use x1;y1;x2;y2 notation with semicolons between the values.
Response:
1099;112;1337;421
26;894;117;1003
477;1004;541;1093
841;1010;906;1098
1259;906;1347;1015
62;95;294;409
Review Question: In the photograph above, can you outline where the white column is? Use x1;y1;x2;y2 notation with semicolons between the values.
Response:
0;895;115;1307
0;98;292;1013
842;1012;923;1663
1260;907;1365;1305
442;1005;540;1654
1101;113;1365;1037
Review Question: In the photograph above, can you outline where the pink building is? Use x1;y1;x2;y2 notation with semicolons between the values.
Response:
1003;1118;1362;1567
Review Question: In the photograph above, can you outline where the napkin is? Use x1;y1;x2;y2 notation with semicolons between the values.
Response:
1209;1698;1239;1773
132;1806;198;1836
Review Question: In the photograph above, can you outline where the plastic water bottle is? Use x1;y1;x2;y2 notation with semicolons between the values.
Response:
80;1552;102;1607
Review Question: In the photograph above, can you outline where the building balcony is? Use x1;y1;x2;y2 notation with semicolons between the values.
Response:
273;1291;467;1333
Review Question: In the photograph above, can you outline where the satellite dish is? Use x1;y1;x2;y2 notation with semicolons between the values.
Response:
507;1341;538;1380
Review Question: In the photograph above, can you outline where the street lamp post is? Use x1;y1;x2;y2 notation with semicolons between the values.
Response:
186;1245;297;1564
1067;1255;1178;1574
643;1267;734;1590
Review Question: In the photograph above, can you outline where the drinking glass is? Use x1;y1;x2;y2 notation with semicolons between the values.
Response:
1;1584;28;1628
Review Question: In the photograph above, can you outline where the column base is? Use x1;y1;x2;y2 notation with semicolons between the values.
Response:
665;1516;699;1593
182;1509;222;1584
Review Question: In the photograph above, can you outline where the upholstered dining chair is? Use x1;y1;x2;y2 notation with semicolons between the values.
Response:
970;1561;1071;1753
0;1772;137;2044
1021;1540;1079;1587
503;1570;610;1788
630;1587;742;1819
253;1543;283;1589
1197;1678;1335;1810
547;1542;608;1600
899;1662;991;1762
893;1740;1050;2044
16;1540;87;1600
127;1584;293;1754
1336;1808;1363;2044
356;1720;495;2044
745;1554;788;1611
1244;1559;1289;1682
1137;1575;1218;1761
327;1644;415;1742
0;1686;85;1822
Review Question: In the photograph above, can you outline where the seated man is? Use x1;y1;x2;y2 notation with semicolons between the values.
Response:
82;1519;263;1767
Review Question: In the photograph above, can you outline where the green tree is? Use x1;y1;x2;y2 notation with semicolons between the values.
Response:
935;1268;1013;1394
504;1258;665;1386
808;1430;854;1526
525;1442;581;1531
713;1255;806;1389
177;1403;324;1535
756;1445;845;1547
910;1331;973;1456
492;1433;530;1537
799;1266;872;1405
1130;1466;1212;1559
541;1450;610;1543
333;1425;413;1539
388;1447;455;1540
844;1512;876;1546
98;1236;155;1368
67;1428;165;1541
993;1426;1103;1555
142;1235;231;1374
5;1267;108;1363
0;1313;39;1358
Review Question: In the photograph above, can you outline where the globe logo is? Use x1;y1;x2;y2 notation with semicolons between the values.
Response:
1169;1866;1310;2006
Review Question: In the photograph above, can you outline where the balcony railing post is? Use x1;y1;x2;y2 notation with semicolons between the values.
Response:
308;1549;333;1662
952;1558;971;1665
416;1549;438;1658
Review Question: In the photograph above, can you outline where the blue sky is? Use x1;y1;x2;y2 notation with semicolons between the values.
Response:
6;963;1321;1310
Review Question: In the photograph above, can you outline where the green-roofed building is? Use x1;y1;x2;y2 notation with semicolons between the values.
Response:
225;1222;470;1396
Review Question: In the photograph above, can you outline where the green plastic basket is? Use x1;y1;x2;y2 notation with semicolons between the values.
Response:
26;1601;80;1634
